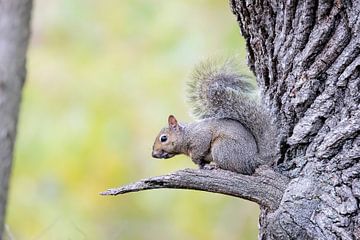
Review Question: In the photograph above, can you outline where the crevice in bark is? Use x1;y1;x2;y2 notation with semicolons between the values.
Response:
230;0;360;239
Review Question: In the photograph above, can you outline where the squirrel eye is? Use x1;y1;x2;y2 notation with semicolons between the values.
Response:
159;134;168;143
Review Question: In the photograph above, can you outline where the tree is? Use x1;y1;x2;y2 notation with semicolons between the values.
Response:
102;1;359;239
0;0;32;238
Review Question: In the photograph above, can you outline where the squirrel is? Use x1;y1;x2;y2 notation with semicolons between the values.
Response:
151;59;277;175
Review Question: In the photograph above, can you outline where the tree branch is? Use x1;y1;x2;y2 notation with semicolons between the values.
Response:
0;1;32;237
101;167;289;210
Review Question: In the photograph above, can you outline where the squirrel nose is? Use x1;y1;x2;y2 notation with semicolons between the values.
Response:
152;150;161;158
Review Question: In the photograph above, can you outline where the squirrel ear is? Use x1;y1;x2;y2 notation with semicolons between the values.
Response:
168;115;179;130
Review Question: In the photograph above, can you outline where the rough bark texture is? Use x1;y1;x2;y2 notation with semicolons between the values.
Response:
0;0;32;238
230;0;360;239
103;0;359;239
101;167;289;210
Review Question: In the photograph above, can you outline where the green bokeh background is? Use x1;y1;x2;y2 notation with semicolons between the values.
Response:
6;0;259;239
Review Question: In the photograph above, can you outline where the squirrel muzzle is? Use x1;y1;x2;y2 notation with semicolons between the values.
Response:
152;150;175;159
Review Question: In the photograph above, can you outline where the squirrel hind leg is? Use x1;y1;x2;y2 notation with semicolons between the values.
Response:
211;139;258;175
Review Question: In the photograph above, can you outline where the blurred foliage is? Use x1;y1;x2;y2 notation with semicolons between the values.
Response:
6;0;259;239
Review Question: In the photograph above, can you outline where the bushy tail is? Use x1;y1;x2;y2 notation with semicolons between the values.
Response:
187;58;277;162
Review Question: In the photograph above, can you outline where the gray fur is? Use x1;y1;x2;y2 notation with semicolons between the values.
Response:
183;119;259;174
152;59;277;174
186;59;277;172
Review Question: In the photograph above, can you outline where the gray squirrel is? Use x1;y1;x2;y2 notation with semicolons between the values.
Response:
151;59;277;175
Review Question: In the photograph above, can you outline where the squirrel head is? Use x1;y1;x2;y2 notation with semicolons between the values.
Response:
152;115;184;159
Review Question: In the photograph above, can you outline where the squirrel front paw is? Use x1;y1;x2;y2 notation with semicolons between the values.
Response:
199;162;219;170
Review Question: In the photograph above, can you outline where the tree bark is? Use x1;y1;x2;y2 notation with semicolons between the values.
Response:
0;0;32;238
230;0;359;239
103;0;359;239
101;167;289;210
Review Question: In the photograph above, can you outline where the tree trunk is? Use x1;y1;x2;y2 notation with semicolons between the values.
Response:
230;0;359;239
0;0;32;238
